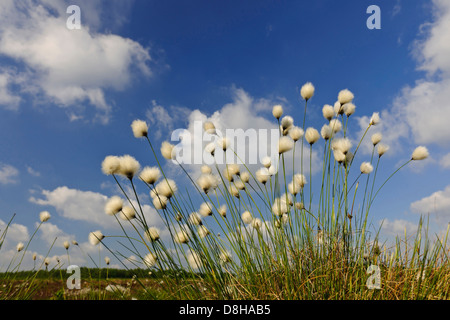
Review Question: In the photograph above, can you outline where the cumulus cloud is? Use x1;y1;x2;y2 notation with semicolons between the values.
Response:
29;185;166;231
380;218;418;237
146;100;191;140
165;87;321;181
0;218;29;246
410;184;450;223
439;152;450;169
0;162;19;184
29;186;111;227
0;0;152;123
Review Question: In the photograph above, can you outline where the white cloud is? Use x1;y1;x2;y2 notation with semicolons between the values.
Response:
410;185;450;222
29;186;111;227
0;162;19;184
380;218;418;239
29;185;166;231
0;68;22;110
166;87;321;181
146;100;191;140
439;152;450;168
37;221;73;247
0;218;29;246
26;166;41;177
0;0;152;123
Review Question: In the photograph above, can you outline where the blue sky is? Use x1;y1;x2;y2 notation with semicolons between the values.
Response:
1;0;449;270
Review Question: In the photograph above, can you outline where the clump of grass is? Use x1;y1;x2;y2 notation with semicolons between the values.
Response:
87;83;448;300
1;83;448;300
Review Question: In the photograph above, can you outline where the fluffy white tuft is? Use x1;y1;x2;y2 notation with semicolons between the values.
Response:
105;196;123;216
278;136;294;154
338;89;354;104
118;155;140;179
161;141;176;160
101;155;121;175
322;104;335;121
272;105;283;119
131;119;148;138
39;210;51;222
411;146;429;160
371;132;382;146
89;230;105;246
360;162;374;174
300;82;315;100
140;166;161;185
370;112;380;125
289;126;304;141
305;127;320;145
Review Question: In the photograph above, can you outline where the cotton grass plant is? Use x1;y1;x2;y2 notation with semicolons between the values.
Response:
87;82;449;300
1;84;448;300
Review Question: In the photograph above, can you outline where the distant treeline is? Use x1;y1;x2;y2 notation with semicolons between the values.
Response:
0;267;199;280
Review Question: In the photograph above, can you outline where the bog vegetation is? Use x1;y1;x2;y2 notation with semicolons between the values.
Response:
1;83;448;300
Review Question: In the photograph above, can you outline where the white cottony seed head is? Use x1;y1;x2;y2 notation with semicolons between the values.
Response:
199;202;213;217
145;227;160;242
289;126;304;142
321;124;332;140
278;136;294;154
101;155;121;175
333;149;346;163
200;165;212;174
377;143;389;157
371;132;382;146
155;179;177;198
131;119;148;138
189;212;202;226
322;104;335;121
174;230;190;244
119;206;136;220
197;173;219;193
256;167;270;184
16;242;24;252
338;89;354;105
370;112;380;125
197;225;210;238
140;166;161;185
332;138;352;154
63;241;70;250
411;146;429;160
219;205;227;217
360;162;374;174
105;196;123;216
305;127;320;145
153;195;168;210
203;121;216;134
241;211;253;224
89;230;105;246
334;101;344;115
293;173;307;188
251;218;263;230
300;82;315;101
329;119;342;133
272;105;283;119
143;253;158;268
219;137;230;151
261;156;271;168
39;211;51;222
240;171;250;183
343;103;356;116
281;116;294;131
118;155;140;179
161;141;176;160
